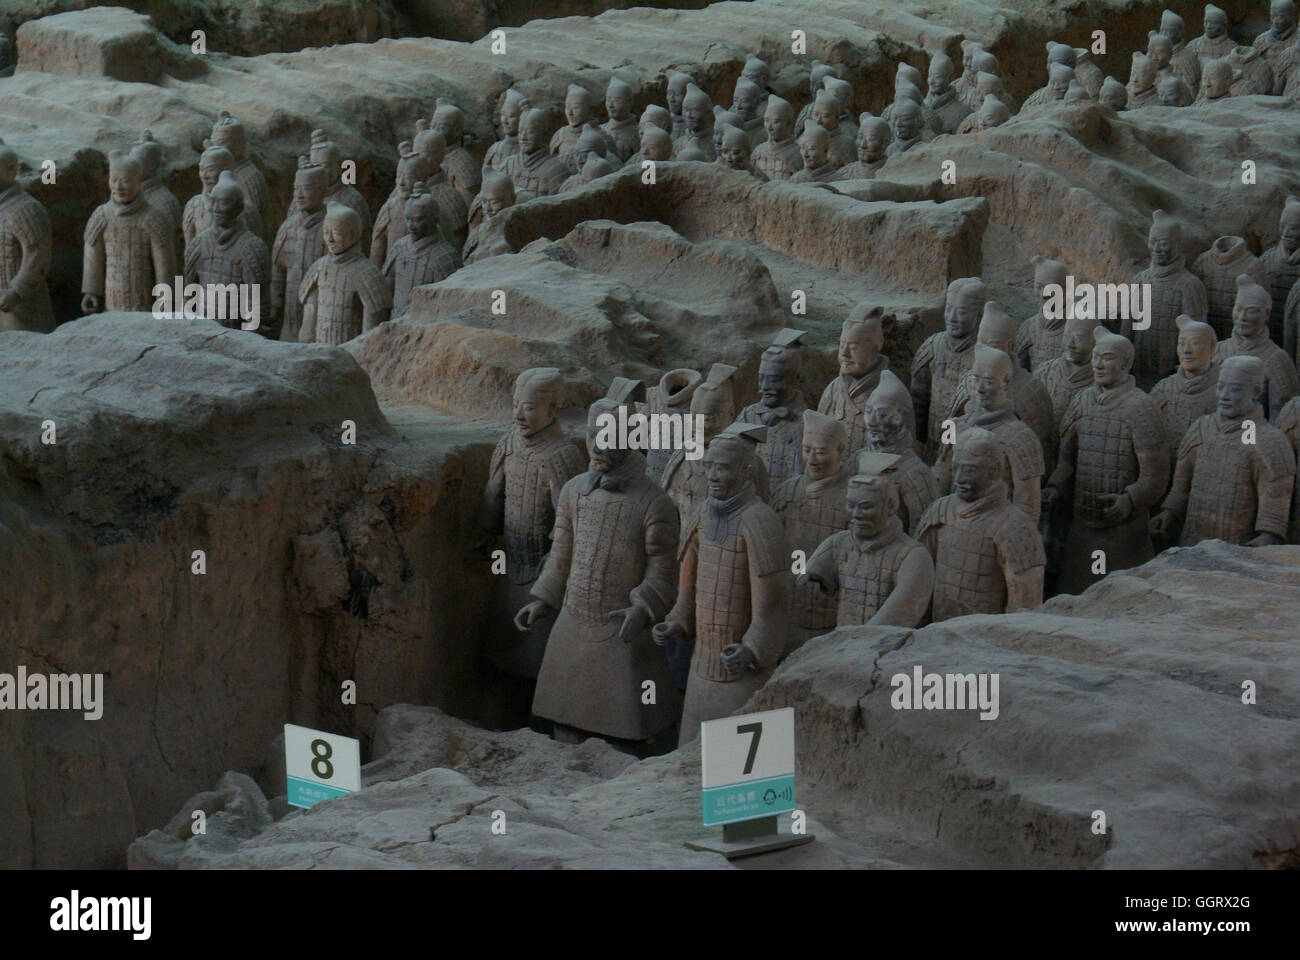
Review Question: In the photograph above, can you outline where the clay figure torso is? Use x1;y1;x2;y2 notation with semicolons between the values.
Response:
183;223;270;330
383;231;461;317
0;182;54;332
83;196;175;312
271;207;326;342
299;246;392;344
805;520;933;628
738;391;808;486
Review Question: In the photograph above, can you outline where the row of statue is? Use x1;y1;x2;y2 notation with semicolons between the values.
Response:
475;247;1300;745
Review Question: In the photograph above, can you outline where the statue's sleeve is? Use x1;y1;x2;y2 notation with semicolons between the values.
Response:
869;542;934;629
816;379;835;415
182;198;198;247
1180;274;1209;324
1049;393;1083;490
477;434;509;533
270;221;289;309
1011;474;1041;525
182;235;200;287
1269;355;1300;418
804;533;840;597
667;517;699;633
1253;432;1297;540
297;259;321;342
149;212;176;289
1159;420;1199;519
530;481;577;610
630;492;680;622
910;337;936;442
1124;397;1170;511
996;514;1045;612
1014;320;1033;370
370;201;390;268
82;207;107;297
741;511;792;669
357;262;393;333
9;199;51;299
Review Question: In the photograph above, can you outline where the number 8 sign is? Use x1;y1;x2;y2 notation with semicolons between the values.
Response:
285;723;361;809
699;707;797;826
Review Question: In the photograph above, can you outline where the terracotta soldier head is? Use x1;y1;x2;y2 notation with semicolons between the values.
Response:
951;427;1001;502
703;427;762;500
857;116;891;160
322;201;363;255
309;129;343;184
1063;313;1097;364
432;98;467;145
518;109;550;157
945;277;987;340
972;51;1000;78
1092;326;1135;386
198;144;236;194
640;127;673;161
1064;80;1090;102
929;51;956;96
891;98;923;143
717;126;752;170
640;104;673;135
480;169;516;217
691;363;739;444
742;55;770;92
865;370;916;449
823;77;854;115
894;81;924;105
1200;58;1234;99
1032;255;1069;305
1160;9;1186;44
1100;76;1129;109
840;302;885;378
1047;63;1075;99
977;96;1011;129
1148;210;1184;266
1147;33;1174;70
960;41;986;83
1174;314;1217;375
1217;355;1266;418
587;397;633;473
798;123;831;169
732;78;762;122
514;367;565;437
808;61;834;98
764;95;795;142
1271;0;1297;33
1130;53;1157;93
896;62;924;91
210;111;248;160
130;130;164;181
1157;74;1185;105
846;458;902;538
682;84;712;134
977;300;1017;354
758;328;809;408
971;342;1014;409
974;70;1005;109
580;154;616;183
1203;4;1229;40
107;150;143;205
394;144;424;199
801;410;848;480
210;169;245;229
1232;273;1271;338
667;70;691;116
403;180;439;241
1047;41;1077;69
811;90;843;132
413;128;448;176
606;77;633;122
1279;196;1300;255
572;125;613;169
499;88;528;137
564;84;594;129
713;111;744;154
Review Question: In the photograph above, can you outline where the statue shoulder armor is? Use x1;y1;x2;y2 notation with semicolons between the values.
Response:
84;204;110;246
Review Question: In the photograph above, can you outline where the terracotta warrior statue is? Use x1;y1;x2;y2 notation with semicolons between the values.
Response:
1125;210;1209;389
790;123;838;183
629;124;674;169
182;171;269;331
483;88;528;175
1035;312;1100;431
674;84;716;161
1226;45;1273;97
270;159;328;342
383;180;461;319
599;77;639;162
860;370;939;534
309;128;371;250
885;97;925;156
881;64;925;124
81;150;175;314
462;170;516;266
643;367;703;479
913;277;986;459
1255;0;1298;89
1214;274;1299;418
819;303;890;453
0;140;54;332
1147;35;1195;105
130;131;181;263
1194;57;1238;104
751;96;802;181
298;202;392;344
800;454;934;629
371;142;425;268
955;41;986;103
833;115;890;180
478;367;587;681
656;425;791;746
917;428;1045;620
1045;327;1167;594
1192;235;1266;338
551;84;597;159
517;392;681;744
1099;76;1129;110
1271;391;1300;538
503;109;570;198
666;70;692;140
738;328;810;484
715;126;766;179
772;411;852;650
925;51;971;135
1148;315;1220;477
948;301;1057;469
1024;43;1077;108
1262;196;1300;347
1186;4;1236;69
935;344;1046;523
208;112;271;243
964;53;1013;112
795;61;836;137
729;78;767;148
1152;354;1295;546
1128;52;1160;108
431;98;480;206
183;145;263;254
955;81;1011;133
1158;9;1201;93
807;89;855;167
410;127;470;250
1017;256;1069;372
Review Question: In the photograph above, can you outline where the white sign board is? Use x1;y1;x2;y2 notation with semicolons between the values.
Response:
284;723;361;809
700;707;796;826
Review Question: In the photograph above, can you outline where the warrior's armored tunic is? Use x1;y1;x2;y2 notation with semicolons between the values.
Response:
948;366;1058;472
1149;363;1220;476
530;453;681;740
82;195;175;312
442;145;481;208
805;518;934;628
1126;256;1208;388
858;439;939;535
832;157;887;180
751;137;803;181
1254;23;1297;85
916;482;1045;621
738;391;808;486
818;357;889;454
912;331;977;459
924;88;972;134
270;206;325;342
482;135;519;175
1186;31;1236;68
771;468;850;648
1261;241;1300;346
141;175;182;262
1017;309;1066;372
1192;238;1267;339
232;159;271;243
661;447;770;530
790;161;838;183
501;150;569;197
183;192;263;253
462;217;512;266
935;404;1046;523
0;182;54;332
1034;356;1094;428
383;231;461;318
478;420;587;677
1271;396;1300;538
183;223;270;330
602;117;639;162
298;246;391;344
1162;406;1295;545
1214;333;1299;419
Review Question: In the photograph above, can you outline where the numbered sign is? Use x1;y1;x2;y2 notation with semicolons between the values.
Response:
284;723;360;809
700;707;796;827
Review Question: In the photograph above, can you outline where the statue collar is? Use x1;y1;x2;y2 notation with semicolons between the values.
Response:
704;484;756;541
1062;359;1093;385
1176;362;1218;395
518;418;562;449
852;515;904;551
925;89;956;108
111;195;147;217
1213;239;1250;269
1271;24;1296;43
804;465;847;497
845;356;887;399
582;450;644;495
300;206;326;228
758;390;805;425
329;245;364;266
213;222;243;248
957;479;1008;519
1149;254;1187;279
968;401;1015;428
1095;374;1136;404
1216;404;1265;432
1231;330;1272;354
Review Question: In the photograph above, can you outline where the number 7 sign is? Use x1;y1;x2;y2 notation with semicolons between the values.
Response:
699;708;796;826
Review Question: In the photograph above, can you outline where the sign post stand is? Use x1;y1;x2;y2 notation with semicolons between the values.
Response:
684;706;815;859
